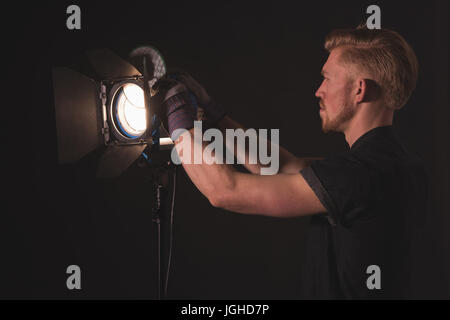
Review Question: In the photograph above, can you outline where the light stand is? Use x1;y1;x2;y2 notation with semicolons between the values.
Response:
141;128;177;300
141;54;176;299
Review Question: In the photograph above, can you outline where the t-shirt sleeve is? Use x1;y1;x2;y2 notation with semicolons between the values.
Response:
300;154;374;226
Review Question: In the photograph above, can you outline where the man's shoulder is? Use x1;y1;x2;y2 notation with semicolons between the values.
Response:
307;142;427;182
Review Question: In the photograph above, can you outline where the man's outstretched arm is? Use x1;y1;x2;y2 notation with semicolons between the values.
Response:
174;128;327;217
217;115;323;175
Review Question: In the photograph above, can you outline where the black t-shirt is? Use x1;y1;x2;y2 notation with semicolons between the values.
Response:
299;125;428;299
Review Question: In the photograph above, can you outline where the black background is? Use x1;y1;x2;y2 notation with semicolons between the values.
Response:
2;1;449;299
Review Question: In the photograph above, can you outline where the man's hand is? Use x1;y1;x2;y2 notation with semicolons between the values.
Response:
152;77;197;140
176;73;211;106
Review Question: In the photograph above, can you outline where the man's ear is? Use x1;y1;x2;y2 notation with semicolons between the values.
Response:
356;78;381;103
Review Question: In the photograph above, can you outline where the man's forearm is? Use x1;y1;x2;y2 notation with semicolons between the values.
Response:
216;115;310;174
173;127;325;216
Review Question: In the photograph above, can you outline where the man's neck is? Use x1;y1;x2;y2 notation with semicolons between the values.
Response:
344;104;394;148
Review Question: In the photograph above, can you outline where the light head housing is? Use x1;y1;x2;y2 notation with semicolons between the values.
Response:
52;47;172;178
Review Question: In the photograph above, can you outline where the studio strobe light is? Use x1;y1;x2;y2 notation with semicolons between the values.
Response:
52;47;173;177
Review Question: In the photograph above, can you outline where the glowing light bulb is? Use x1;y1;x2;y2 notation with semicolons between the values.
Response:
124;98;146;132
115;83;147;137
123;83;145;108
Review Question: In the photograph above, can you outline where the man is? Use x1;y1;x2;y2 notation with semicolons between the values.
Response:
156;26;427;298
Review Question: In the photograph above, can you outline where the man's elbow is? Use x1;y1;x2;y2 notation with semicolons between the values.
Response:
208;194;221;208
206;170;238;210
208;191;227;209
207;182;235;210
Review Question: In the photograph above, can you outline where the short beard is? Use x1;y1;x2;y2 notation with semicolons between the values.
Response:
322;100;356;133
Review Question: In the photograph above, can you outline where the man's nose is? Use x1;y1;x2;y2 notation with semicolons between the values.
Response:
315;87;322;98
315;81;323;98
316;79;328;99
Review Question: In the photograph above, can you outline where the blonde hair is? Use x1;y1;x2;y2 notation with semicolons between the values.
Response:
324;25;419;110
